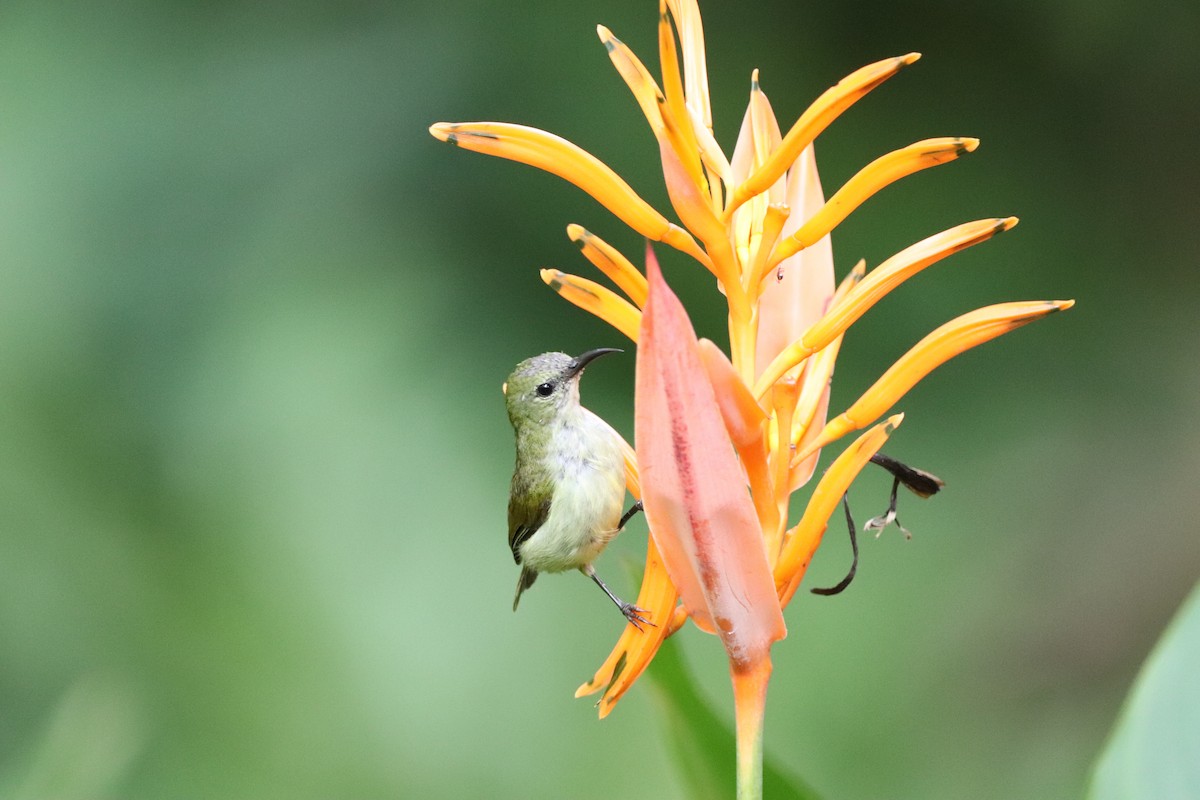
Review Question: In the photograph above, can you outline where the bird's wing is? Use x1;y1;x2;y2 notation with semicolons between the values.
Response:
508;490;551;564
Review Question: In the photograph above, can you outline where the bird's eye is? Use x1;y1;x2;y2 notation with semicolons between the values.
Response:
535;382;554;397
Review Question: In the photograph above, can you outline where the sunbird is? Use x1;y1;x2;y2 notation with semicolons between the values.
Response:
503;348;649;629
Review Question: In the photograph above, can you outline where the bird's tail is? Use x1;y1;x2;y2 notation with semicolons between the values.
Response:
512;566;538;611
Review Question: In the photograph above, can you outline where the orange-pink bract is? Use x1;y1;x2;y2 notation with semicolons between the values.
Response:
636;250;786;664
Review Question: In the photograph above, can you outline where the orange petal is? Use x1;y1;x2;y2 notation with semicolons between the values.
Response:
658;137;728;269
754;218;1015;397
798;300;1075;459
652;142;743;305
784;261;864;463
790;375;832;492
744;203;789;296
765;377;801;562
636;251;786;665
577;435;682;717
770;137;978;266
598;25;706;194
597;25;668;140
823;218;1015;341
831;257;869;305
657;3;711;190
664;0;712;131
540;269;642;343
657;2;689;139
726;53;920;218
591;544;681;718
429;122;709;266
776;415;903;605
566;224;648;308
695;337;777;559
696;338;767;448
729;73;785;280
688;104;732;187
576;536;679;699
786;260;863;485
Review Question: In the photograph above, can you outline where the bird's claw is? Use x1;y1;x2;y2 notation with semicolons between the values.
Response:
620;603;655;632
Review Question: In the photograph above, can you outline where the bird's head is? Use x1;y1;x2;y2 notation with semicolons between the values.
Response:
503;348;621;429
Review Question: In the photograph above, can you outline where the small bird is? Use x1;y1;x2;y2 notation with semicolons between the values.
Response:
503;348;649;629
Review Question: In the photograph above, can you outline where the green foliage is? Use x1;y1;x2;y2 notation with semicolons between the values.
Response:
1088;583;1200;800
647;637;822;800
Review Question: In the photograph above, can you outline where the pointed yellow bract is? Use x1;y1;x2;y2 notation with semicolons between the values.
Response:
598;25;669;139
567;225;649;308
429;122;709;265
584;540;681;719
540;269;643;343
770;137;979;265
776;415;902;603
755;217;1017;396
797;300;1075;460
725;53;921;218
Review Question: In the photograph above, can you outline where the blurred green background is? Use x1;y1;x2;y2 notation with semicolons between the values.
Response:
1;0;1196;798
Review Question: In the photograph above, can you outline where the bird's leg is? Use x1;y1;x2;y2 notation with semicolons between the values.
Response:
583;564;654;631
617;500;643;531
810;493;859;596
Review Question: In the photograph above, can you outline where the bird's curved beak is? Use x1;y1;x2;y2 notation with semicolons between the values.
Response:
566;347;622;379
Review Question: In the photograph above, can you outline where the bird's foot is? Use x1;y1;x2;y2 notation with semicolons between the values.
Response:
620;602;655;632
587;566;656;631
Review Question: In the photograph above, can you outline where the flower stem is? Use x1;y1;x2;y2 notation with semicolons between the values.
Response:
732;655;772;800
728;306;756;387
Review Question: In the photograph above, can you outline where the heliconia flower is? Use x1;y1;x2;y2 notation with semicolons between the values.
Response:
431;1;1072;796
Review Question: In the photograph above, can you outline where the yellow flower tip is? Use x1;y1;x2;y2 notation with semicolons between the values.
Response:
999;216;1019;233
540;268;577;292
596;24;616;46
884;412;905;434
959;137;980;154
566;223;588;242
903;52;922;65
427;122;498;147
751;68;760;89
1006;299;1074;324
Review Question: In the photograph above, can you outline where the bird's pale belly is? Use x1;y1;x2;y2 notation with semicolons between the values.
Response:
518;447;624;574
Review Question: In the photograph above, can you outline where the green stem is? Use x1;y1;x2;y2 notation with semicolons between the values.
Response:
732;656;772;800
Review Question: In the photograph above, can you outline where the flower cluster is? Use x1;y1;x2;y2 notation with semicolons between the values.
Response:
432;1;1070;795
